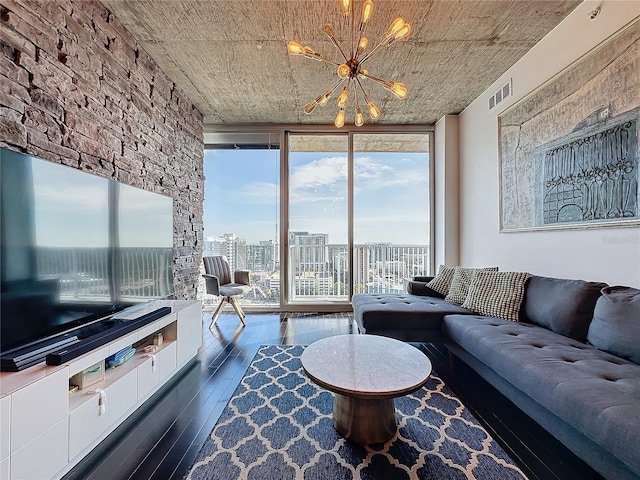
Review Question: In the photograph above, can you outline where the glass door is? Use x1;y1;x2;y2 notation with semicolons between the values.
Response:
353;133;431;294
203;145;280;309
286;134;349;305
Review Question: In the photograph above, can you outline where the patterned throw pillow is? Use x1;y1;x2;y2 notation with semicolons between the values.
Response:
425;264;456;296
462;271;531;321
445;266;499;305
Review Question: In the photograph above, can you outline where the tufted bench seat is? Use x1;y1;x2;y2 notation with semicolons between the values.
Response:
442;315;640;479
352;293;473;342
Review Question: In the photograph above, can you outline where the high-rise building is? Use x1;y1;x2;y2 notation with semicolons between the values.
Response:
203;234;247;272
247;240;276;273
288;231;328;273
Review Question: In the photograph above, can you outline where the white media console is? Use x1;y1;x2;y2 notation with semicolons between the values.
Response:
0;300;202;480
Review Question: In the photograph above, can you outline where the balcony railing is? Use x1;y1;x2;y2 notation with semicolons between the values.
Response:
199;244;429;306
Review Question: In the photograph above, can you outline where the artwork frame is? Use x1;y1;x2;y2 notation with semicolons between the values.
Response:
498;19;640;232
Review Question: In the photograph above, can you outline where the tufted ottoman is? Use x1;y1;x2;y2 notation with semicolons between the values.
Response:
351;293;473;342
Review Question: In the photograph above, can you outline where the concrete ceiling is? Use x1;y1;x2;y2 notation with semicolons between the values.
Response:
100;0;581;127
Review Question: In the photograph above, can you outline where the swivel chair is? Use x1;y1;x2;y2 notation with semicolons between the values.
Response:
202;256;251;328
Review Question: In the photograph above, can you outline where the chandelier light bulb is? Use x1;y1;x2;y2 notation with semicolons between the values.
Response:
304;101;317;114
357;37;368;56
361;0;374;23
323;24;334;37
389;82;407;98
337;86;349;107
385;17;405;38
355;105;364;126
287;41;305;55
335;108;346;128
337;64;350;78
393;23;411;41
367;99;380;118
318;91;332;105
341;0;351;19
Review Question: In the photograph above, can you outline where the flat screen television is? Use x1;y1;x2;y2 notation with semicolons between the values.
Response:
0;148;174;366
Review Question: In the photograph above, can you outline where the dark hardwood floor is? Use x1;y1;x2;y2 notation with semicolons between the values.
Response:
64;312;604;480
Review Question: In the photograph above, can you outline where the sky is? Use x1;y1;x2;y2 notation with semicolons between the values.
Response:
204;147;430;245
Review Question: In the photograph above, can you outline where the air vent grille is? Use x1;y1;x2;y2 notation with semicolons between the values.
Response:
489;79;512;111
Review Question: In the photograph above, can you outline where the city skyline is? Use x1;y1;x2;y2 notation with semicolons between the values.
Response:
201;233;430;303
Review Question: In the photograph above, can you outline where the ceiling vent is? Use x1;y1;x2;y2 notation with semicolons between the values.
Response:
489;78;512;111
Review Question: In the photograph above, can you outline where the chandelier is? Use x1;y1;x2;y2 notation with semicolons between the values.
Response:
287;0;410;127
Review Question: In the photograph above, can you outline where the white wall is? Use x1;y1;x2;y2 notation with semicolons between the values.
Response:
434;115;460;268
458;0;640;287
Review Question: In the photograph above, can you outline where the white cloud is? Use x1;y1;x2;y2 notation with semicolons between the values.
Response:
355;156;427;190
226;153;428;207
234;181;279;204
291;155;347;187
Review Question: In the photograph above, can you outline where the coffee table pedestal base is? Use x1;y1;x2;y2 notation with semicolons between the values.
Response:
333;393;397;444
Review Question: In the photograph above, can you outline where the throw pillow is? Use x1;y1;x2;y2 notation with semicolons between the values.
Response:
462;271;530;321
445;266;499;305
425;265;456;296
587;286;640;364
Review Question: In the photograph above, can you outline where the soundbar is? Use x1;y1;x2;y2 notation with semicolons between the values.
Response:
46;306;172;365
1;335;80;372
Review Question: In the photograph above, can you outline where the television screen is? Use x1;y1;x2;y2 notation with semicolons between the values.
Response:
0;148;174;355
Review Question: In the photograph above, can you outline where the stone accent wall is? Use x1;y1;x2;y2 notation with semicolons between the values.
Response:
0;0;204;299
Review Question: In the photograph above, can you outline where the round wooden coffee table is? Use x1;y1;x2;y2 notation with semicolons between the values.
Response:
301;334;432;444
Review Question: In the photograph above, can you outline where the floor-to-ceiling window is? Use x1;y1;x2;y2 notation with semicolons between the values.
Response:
353;133;431;294
287;134;349;304
202;138;280;309
204;127;433;312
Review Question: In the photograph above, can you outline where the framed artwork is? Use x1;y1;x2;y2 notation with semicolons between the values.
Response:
498;19;639;232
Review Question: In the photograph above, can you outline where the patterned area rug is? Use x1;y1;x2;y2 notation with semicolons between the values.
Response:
186;345;527;480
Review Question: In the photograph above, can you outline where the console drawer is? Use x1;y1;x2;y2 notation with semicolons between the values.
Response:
68;391;109;460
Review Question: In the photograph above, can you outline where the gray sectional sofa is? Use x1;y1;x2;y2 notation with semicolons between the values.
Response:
352;273;640;480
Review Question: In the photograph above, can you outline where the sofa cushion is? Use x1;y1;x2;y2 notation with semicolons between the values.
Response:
442;314;640;476
425;265;456;296
588;286;640;364
522;275;607;341
445;266;498;305
462;271;530;321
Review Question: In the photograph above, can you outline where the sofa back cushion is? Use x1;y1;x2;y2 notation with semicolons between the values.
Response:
587;286;640;364
522;275;607;341
407;279;445;298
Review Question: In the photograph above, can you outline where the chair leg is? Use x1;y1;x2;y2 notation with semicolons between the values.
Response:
209;297;228;330
228;296;246;326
